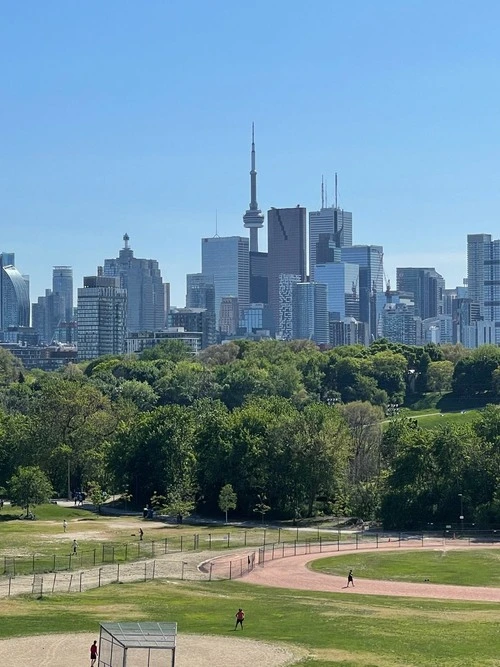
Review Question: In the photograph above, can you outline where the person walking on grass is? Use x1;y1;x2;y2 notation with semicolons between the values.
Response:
90;640;98;666
347;569;354;587
72;539;78;554
235;608;245;630
139;527;144;541
63;519;67;533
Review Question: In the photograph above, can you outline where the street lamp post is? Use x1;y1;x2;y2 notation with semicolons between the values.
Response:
458;493;464;533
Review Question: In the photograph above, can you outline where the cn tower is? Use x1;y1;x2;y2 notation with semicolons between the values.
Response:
242;123;264;252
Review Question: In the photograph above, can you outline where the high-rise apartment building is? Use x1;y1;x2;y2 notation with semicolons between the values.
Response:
268;206;307;331
77;276;127;361
341;245;383;340
467;234;491;318
52;266;74;323
201;236;249;329
396;267;444;320
103;234;165;333
0;253;30;330
219;296;240;336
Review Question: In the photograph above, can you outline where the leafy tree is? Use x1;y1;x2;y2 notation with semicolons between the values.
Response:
426;361;454;393
8;466;53;515
218;484;237;524
140;339;192;363
253;493;270;523
87;481;109;514
0;347;24;385
340;401;384;483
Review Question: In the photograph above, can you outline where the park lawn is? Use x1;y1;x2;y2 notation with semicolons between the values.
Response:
0;506;340;574
310;549;500;587
0;579;499;666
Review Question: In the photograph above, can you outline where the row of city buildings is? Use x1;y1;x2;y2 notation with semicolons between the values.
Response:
0;131;499;368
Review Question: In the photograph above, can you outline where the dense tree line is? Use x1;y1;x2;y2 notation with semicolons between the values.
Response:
0;340;498;527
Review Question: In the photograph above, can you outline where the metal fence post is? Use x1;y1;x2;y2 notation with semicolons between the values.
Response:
53;554;56;571
227;532;230;548
98;568;102;588
356;534;359;550
209;563;213;581
180;536;183;552
8;576;11;597
32;554;35;573
93;549;96;566
229;561;232;580
244;530;247;546
117;563;120;584
80;571;83;592
144;562;147;581
152;560;156;580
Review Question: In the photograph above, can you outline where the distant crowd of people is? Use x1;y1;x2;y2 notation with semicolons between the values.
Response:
72;490;87;506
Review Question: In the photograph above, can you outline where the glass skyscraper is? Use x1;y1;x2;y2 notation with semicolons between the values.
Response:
201;236;249;329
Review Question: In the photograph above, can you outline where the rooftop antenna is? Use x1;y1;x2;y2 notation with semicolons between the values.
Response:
214;209;220;238
321;175;325;209
325;179;328;208
335;172;338;209
123;233;130;249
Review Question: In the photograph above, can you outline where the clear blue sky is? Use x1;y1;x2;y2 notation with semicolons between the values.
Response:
1;0;500;306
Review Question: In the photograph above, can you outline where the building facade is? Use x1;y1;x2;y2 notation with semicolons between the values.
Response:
103;234;165;333
292;282;329;344
396;267;444;319
201;236;249;330
0;254;30;330
268;207;307;331
52;266;74;323
77;276;127;361
309;206;352;281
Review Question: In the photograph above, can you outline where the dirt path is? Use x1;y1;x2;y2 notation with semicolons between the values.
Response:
0;633;304;667
242;543;500;602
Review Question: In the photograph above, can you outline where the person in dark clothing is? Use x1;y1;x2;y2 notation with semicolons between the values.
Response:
235;608;245;630
347;569;354;587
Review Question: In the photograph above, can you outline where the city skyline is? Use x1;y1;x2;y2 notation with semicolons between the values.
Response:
3;1;500;306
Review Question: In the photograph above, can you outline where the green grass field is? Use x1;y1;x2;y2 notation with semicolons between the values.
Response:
0;578;499;666
384;408;479;430
310;549;500;587
1;511;499;665
0;504;341;575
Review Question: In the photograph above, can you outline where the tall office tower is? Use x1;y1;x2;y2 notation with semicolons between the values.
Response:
482;238;500;344
396;267;445;319
186;273;215;309
52;266;73;323
341;245;383;341
77;276;127;361
268;206;307;331
277;273;301;340
103;234;165;333
0;253;30;330
292;282;329;344
242;124;264;252
201;236;249;329
250;251;268;303
315;261;360;320
219;296;240;336
467;234;491;317
309;177;352;281
32;290;65;344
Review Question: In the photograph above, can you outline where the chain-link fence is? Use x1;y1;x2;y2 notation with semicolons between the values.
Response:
206;531;500;581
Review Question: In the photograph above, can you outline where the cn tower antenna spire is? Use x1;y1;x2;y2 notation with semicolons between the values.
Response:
243;123;264;252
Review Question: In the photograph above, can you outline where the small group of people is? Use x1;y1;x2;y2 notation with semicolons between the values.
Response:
73;490;87;506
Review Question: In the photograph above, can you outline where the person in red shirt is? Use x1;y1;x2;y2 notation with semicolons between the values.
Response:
90;640;98;666
235;608;245;630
